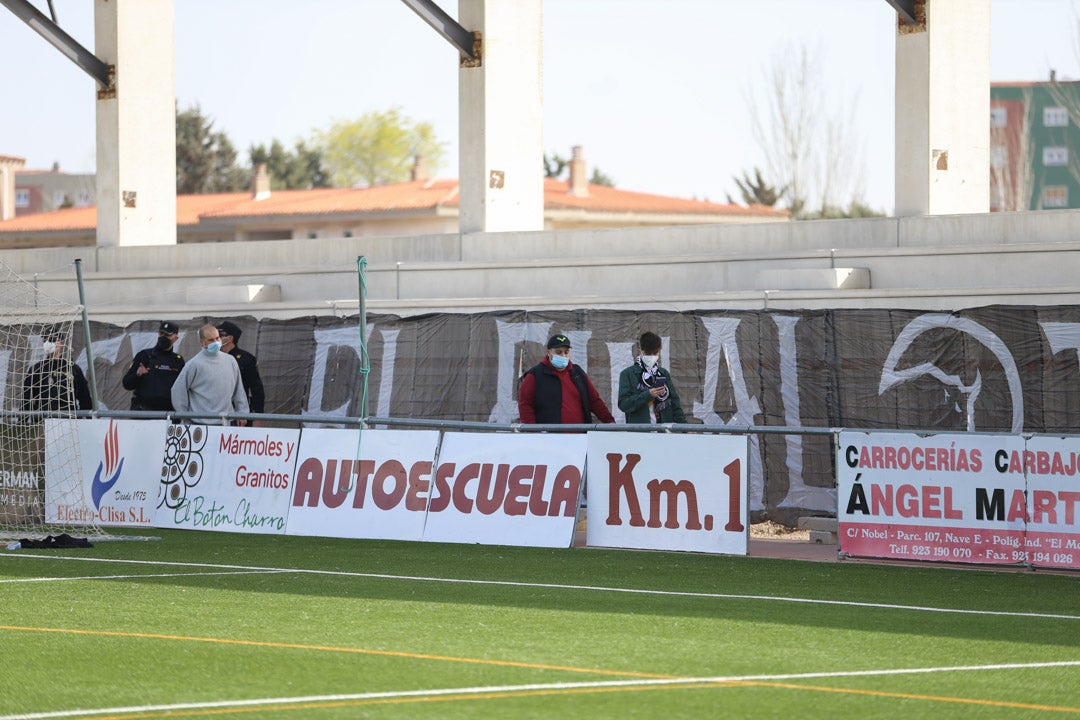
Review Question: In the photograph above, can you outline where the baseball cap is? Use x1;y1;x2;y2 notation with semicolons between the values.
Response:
546;334;571;349
216;320;242;341
158;321;179;335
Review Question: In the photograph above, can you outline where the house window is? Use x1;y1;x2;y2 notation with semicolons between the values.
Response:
1043;186;1069;207
990;106;1008;127
14;189;29;208
343;229;353;238
307;232;317;239
1044;106;1069;127
1043;146;1069;166
989;145;1008;168
53;191;66;207
75;191;91;206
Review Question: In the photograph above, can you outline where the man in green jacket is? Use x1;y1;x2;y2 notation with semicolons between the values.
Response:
618;331;687;424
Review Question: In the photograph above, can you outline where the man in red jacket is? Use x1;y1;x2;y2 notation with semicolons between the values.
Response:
518;333;615;425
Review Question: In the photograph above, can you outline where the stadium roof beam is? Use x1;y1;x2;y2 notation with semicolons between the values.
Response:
884;0;918;24
1;0;112;89
399;0;480;62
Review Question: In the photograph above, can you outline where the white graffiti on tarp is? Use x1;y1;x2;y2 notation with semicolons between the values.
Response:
375;327;398;418
301;325;367;426
78;333;129;411
1041;322;1080;399
488;319;554;423
879;315;1024;433
692;317;766;511
774;315;833;512
606;340;635;424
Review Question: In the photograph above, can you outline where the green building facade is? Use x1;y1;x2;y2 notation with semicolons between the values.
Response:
990;81;1080;211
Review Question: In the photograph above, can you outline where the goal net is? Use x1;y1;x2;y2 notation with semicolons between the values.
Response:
0;260;103;541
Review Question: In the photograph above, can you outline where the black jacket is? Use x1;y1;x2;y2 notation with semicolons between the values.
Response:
523;362;593;424
122;346;185;411
23;358;92;412
227;346;265;413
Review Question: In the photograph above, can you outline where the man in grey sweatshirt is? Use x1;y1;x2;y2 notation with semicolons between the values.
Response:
171;324;250;425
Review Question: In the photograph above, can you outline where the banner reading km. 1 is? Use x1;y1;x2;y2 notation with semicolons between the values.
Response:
586;433;748;554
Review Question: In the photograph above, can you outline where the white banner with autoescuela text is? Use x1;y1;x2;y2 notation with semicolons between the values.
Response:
285;428;440;541
420;432;586;548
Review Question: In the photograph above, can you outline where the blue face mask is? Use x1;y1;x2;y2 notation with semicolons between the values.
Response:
550;354;569;370
206;341;222;355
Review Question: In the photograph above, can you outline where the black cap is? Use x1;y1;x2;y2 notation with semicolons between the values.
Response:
42;326;66;343
216;320;242;342
158;321;179;335
547;334;571;349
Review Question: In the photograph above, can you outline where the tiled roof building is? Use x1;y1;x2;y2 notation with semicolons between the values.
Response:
0;157;787;247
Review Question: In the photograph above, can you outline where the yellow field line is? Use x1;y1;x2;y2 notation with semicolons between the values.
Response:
749;680;1080;713
0;624;675;679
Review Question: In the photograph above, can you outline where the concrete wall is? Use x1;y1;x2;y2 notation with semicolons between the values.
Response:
6;208;1080;323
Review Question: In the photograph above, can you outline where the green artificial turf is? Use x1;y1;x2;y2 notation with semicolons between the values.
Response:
1;528;1078;719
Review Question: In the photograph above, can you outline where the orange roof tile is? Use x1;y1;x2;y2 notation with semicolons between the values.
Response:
200;180;461;219
0;177;785;234
0;205;97;232
542;178;785;216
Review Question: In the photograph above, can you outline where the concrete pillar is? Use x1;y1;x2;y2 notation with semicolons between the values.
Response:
0;155;26;221
894;0;990;216
458;0;544;233
94;0;177;246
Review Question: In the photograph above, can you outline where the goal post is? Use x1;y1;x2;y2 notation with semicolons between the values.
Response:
0;260;106;541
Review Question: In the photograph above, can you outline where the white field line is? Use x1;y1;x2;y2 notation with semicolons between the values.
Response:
0;569;289;583
2;660;1080;720
1;553;1078;621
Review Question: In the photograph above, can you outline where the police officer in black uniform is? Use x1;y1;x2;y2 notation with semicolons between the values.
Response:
122;321;185;411
23;328;92;413
217;320;265;416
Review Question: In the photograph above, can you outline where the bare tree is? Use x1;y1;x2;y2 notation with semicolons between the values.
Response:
1044;79;1080;204
744;43;868;218
990;86;1036;211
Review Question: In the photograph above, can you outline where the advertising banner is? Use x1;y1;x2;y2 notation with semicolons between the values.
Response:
421;432;586;548
835;431;1078;567
46;418;165;526
65;305;1080;522
155;424;299;535
286;428;440;541
585;432;748;554
1015;435;1080;569
1;421;47;527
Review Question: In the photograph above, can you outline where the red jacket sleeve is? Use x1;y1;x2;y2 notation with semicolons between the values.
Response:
585;375;616;423
517;371;537;423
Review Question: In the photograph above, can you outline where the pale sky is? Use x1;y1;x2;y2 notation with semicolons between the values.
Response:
2;0;1078;214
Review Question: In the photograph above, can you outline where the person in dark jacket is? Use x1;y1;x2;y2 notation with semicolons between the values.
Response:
518;333;615;425
618;331;686;424
23;329;92;413
217;320;265;417
122;321;185;411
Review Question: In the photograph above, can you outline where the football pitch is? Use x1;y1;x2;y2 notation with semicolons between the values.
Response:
1;529;1078;719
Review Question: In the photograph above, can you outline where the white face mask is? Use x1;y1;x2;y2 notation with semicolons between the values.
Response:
640;355;659;368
